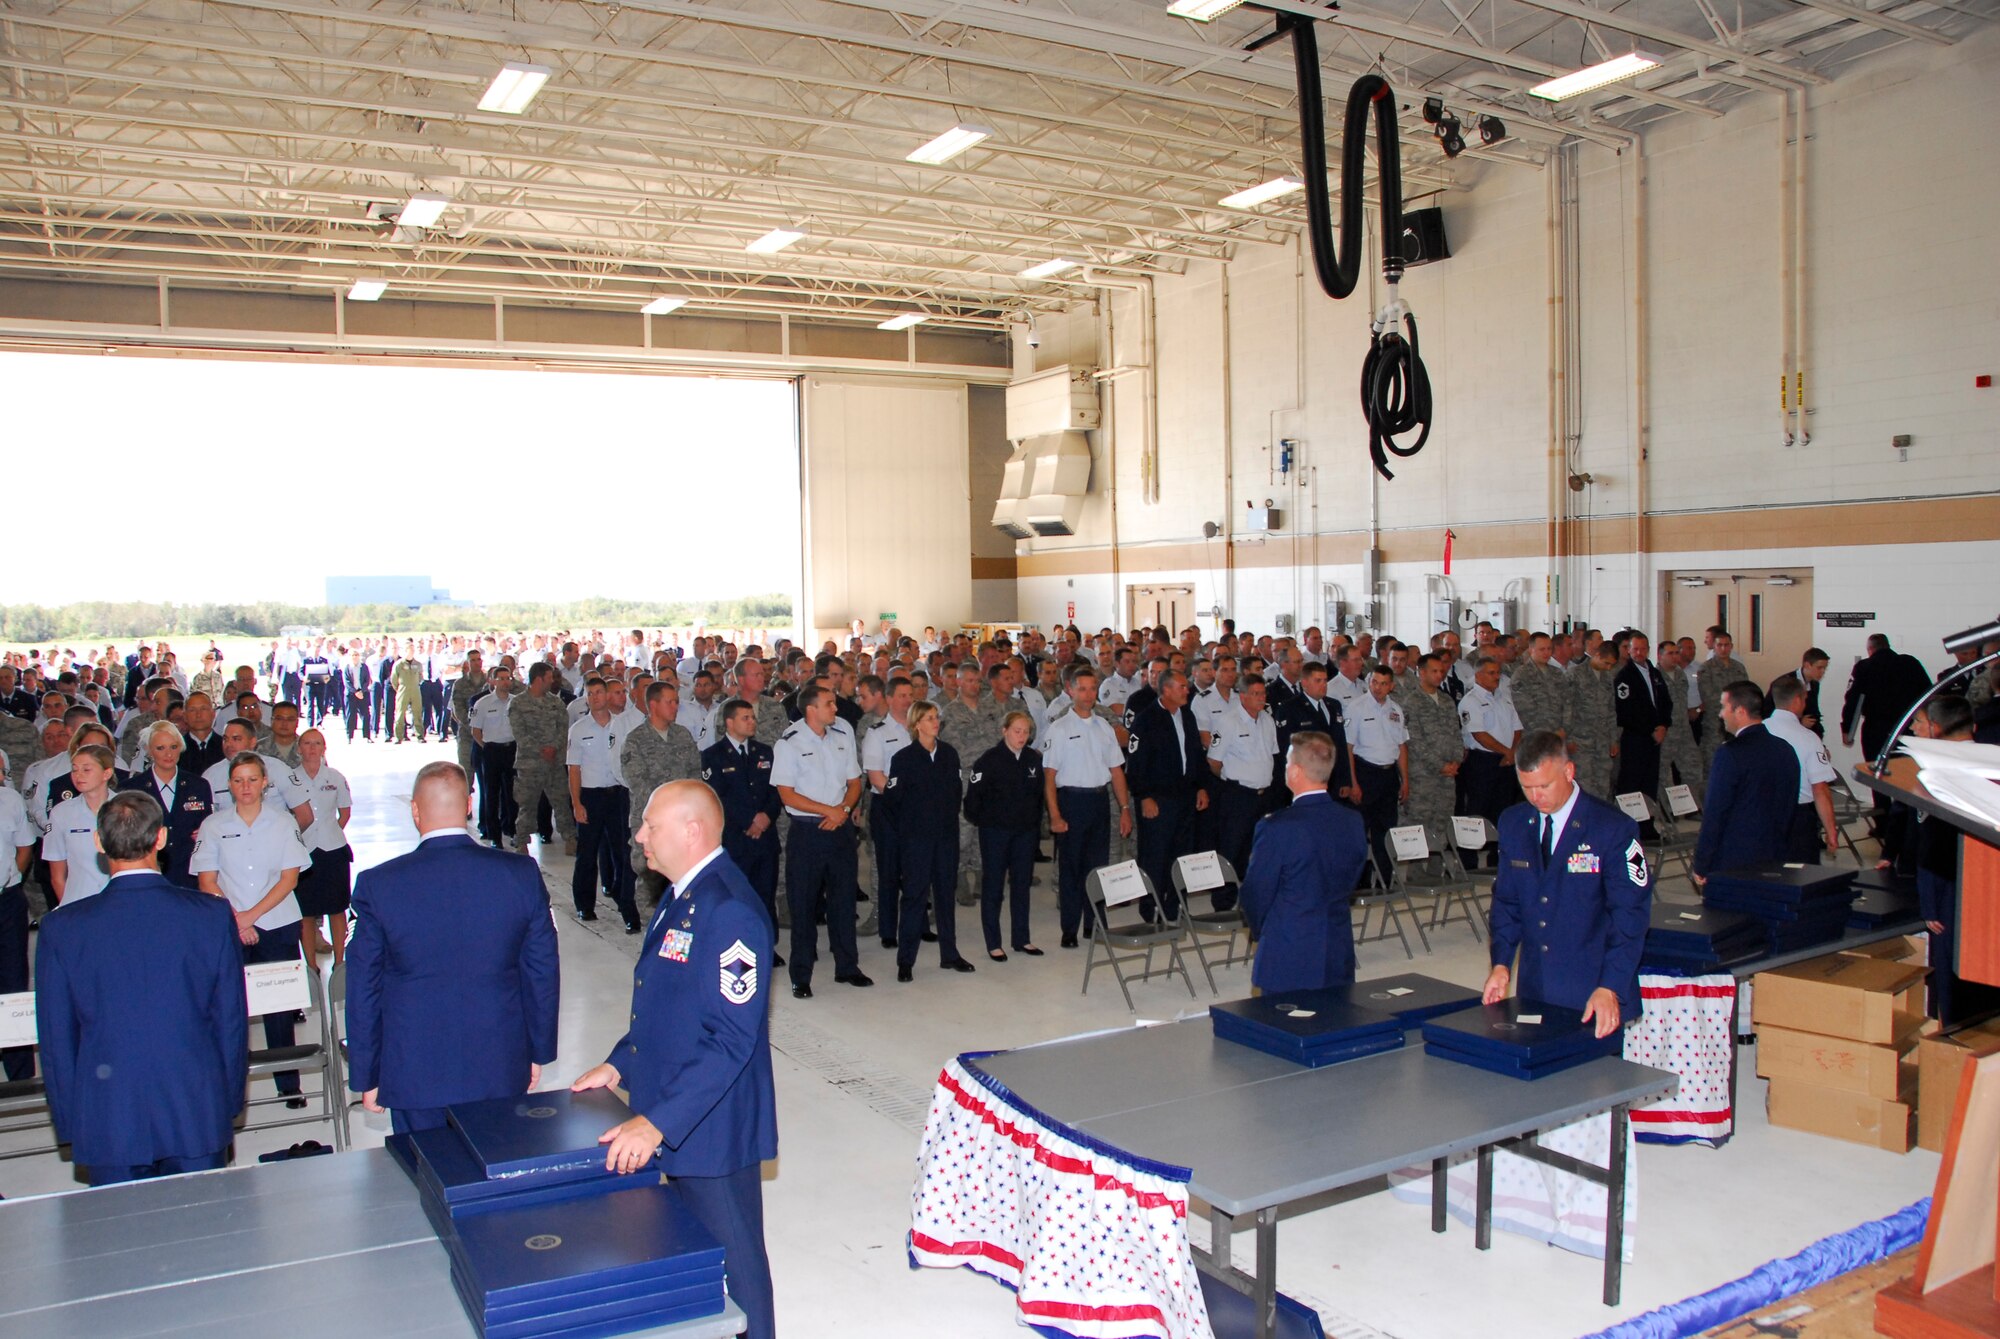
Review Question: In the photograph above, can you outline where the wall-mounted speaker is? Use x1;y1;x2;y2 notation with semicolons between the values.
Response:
1398;207;1450;267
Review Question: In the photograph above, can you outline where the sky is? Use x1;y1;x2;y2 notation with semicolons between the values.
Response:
5;351;802;607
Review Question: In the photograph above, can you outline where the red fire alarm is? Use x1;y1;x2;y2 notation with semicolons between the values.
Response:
1978;374;1993;388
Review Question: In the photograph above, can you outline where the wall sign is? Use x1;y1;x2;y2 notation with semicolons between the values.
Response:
1816;611;1875;628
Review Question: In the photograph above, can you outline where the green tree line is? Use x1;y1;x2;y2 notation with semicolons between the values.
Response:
0;595;794;644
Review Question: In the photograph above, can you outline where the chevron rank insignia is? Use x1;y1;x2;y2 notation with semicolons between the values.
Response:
1625;839;1649;888
719;940;758;1005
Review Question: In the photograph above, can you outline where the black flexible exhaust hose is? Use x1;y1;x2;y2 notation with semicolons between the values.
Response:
1281;14;1433;480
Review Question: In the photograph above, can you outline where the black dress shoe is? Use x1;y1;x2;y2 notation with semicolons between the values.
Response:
774;951;786;967
623;919;641;935
572;909;598;923
896;966;914;983
1017;944;1045;957
988;949;1008;963
792;983;813;999
942;958;976;973
921;929;939;943
1060;935;1079;949
835;971;874;988
1034;850;1051;863
284;1097;308;1110
880;936;898;950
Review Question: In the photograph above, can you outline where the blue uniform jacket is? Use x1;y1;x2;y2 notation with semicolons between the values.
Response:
1124;703;1205;803
344;832;560;1109
610;851;777;1177
119;769;214;888
1490;792;1651;1017
702;738;781;850
1239;791;1367;992
35;871;247;1166
1692;723;1803;878
888;740;961;856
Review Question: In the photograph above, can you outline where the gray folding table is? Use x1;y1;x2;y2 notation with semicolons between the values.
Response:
976;1019;1675;1339
0;1149;746;1338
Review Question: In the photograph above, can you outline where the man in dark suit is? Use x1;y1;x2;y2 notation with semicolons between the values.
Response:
1841;633;1932;764
1238;731;1368;993
1612;632;1674;821
1691;682;1803;885
575;781;778;1339
1124;670;1208;922
36;791;247;1185
1272;662;1354;808
1484;731;1650;1037
345;761;560;1134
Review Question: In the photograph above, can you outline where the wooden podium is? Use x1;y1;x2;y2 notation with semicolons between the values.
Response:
1862;761;2000;1338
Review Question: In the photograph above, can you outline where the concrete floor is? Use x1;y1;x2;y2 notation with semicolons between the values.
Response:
0;734;1939;1338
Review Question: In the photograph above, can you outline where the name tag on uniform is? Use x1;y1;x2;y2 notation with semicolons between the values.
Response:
1567;852;1601;874
660;929;693;962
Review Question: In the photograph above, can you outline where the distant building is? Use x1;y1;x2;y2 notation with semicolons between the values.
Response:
324;576;468;609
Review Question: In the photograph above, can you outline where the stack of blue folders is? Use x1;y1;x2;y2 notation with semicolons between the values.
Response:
1846;867;1919;929
1420;999;1623;1080
1210;991;1405;1068
1640;902;1765;972
1342;974;1484;1027
384;1089;727;1339
1702;862;1859;954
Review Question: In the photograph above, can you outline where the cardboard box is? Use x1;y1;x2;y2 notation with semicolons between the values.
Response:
1915;1020;2000;1153
1767;1073;1917;1152
1840;934;1927;964
1751;955;1929;1044
1757;1025;1920;1100
1709;1246;1916;1338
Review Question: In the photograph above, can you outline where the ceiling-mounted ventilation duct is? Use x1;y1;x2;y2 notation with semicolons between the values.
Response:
991;431;1092;539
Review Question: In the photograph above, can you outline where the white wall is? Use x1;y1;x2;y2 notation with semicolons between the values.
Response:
803;375;970;641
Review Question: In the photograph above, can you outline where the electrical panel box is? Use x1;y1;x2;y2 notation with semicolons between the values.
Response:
1274;613;1295;635
1242;506;1282;533
1458;599;1518;633
1430;599;1459;639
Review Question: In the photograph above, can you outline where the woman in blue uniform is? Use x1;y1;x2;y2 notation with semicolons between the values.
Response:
889;701;976;982
963;709;1045;961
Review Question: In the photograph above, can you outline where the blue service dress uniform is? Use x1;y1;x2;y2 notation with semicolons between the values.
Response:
119;768;213;888
1124;701;1206;920
35;870;249;1185
1238;790;1368;992
1692;722;1803;879
1272;692;1352;812
1612;660;1674;805
1489;791;1651;1019
701;737;783;934
344;831;561;1133
609;851;778;1339
888;740;963;972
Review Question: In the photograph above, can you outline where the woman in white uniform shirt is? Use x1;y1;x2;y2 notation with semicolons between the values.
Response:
292;729;353;972
44;743;119;905
190;752;310;1107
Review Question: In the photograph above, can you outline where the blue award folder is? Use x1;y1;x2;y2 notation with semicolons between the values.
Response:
449;1182;727;1311
1421;999;1623;1079
450;1263;725;1339
447;1088;643;1180
1343;974;1483;1027
1703;862;1857;906
400;1125;634;1207
1210;992;1405;1067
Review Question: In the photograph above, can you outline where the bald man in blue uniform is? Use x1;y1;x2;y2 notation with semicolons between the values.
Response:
576;779;778;1339
1239;730;1369;993
345;760;560;1134
36;791;248;1185
1483;730;1651;1036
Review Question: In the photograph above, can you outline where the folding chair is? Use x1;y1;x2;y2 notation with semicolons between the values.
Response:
0;992;56;1162
1083;861;1198;1011
1383;825;1482;942
241;955;350;1152
1830;772;1878;854
1650;787;1702;884
324;961;363;1128
1170;852;1247;993
1446;815;1499;894
1354;847;1430;959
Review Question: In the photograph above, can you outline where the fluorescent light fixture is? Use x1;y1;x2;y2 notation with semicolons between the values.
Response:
398;193;449;229
477;61;552;114
1019;258;1077;280
906;124;992;165
1529;52;1661;101
1167;0;1245;20
878;313;926;331
1219;176;1303;210
641;295;687;315
346;278;387;301
746;227;806;254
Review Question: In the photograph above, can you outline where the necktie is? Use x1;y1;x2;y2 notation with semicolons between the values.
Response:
1540;816;1556;870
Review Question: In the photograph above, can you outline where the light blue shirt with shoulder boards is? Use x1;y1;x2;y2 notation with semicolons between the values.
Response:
1038;711;1123;788
188;803;307;930
1346;694;1409;766
1458;685;1522;752
1206;701;1277;788
44;794;112;903
566;713;626;788
860;716;911;792
0;787;33;889
772;718;861;813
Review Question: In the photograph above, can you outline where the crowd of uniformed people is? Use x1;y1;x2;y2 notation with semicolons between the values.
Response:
3;616;1996;1339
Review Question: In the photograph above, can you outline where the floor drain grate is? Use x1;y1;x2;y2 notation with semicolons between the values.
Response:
770;1013;937;1133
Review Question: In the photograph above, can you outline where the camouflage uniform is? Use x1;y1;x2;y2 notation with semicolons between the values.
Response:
1508;660;1568;739
749;695;790;748
115;710;158;769
1696;655;1750;779
1969;664;1996;711
1660;666;1704;800
451;669;489;782
0;713;38;791
1392;667;1422;702
1402;684;1463;856
941;694;1007;894
265;736;304;771
621;720;702;898
510;689;577;844
1563;664;1618;800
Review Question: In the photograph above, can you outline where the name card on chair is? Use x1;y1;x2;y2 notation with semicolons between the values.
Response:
0;992;35;1048
1098;860;1148;908
1665;784;1698;817
1389;826;1430;862
1176;851;1225;893
1615;793;1652;822
1451;816;1489;850
245;960;310;1016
